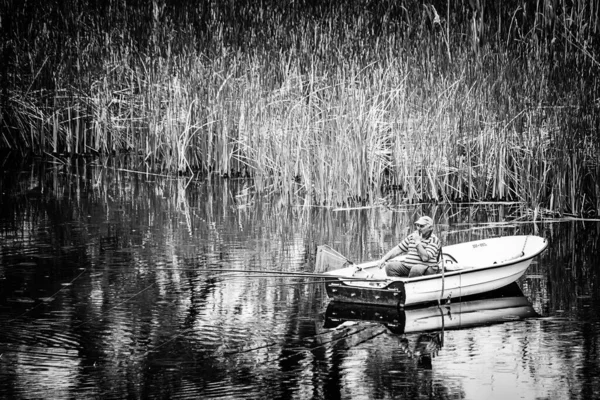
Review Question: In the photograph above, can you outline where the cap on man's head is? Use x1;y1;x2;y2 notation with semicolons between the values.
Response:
416;216;434;227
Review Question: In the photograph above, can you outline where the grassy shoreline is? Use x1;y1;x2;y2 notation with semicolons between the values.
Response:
1;1;599;215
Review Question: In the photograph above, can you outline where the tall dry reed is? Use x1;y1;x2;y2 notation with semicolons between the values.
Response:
1;0;598;215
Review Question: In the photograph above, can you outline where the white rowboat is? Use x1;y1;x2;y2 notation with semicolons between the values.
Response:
319;235;548;307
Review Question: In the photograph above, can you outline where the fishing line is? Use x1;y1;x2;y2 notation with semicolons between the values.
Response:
307;324;379;350
141;319;375;361
223;324;375;357
222;341;279;356
138;315;330;361
73;281;157;329
321;327;388;353
345;327;388;346
100;276;222;359
252;325;386;367
134;327;195;360
5;267;89;324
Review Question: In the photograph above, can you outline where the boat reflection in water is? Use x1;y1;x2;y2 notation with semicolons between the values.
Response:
323;283;537;368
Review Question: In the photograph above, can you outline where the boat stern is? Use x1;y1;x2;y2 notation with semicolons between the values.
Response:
325;279;407;307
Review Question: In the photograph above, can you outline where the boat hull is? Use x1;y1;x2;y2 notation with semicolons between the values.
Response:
323;235;548;307
324;283;538;334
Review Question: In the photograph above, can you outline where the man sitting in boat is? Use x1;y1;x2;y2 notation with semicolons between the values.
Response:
378;216;441;277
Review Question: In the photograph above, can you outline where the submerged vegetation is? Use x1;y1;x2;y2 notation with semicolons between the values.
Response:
1;0;599;215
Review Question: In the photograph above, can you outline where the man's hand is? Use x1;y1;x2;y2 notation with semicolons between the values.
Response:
411;230;422;243
378;259;387;269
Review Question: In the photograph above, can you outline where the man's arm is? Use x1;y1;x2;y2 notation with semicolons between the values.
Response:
378;239;408;268
418;236;441;262
415;242;430;261
412;232;430;261
381;245;403;263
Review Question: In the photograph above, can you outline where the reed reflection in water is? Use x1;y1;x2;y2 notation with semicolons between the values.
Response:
0;159;599;399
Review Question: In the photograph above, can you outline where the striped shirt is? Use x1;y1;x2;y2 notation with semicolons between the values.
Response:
397;233;441;268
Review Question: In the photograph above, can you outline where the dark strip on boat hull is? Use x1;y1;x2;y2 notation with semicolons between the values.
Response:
325;279;406;307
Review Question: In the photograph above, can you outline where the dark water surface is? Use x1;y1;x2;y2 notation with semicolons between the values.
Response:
1;159;599;400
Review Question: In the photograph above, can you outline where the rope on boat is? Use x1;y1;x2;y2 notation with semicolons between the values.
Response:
439;248;445;306
438;304;446;347
496;236;530;264
521;235;529;256
436;224;446;305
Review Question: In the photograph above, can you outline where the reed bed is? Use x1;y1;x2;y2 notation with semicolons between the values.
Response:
1;0;599;216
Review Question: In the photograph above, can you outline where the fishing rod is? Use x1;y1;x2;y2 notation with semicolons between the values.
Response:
215;274;388;283
217;278;334;288
152;267;390;282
